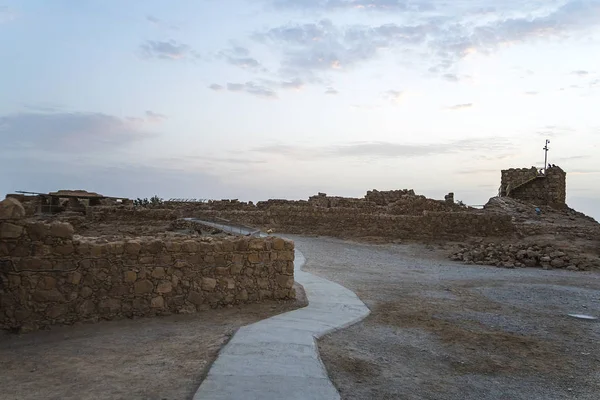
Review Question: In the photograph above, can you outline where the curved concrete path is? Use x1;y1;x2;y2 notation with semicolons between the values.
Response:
193;248;370;400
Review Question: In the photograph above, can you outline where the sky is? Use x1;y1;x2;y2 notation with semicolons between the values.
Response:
1;0;599;220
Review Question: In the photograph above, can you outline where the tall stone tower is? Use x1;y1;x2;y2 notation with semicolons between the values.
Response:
500;165;566;207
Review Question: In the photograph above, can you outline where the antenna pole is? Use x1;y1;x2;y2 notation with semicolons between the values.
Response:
543;139;550;174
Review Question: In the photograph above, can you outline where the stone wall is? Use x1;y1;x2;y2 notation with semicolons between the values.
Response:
0;200;295;332
190;208;515;241
501;166;566;207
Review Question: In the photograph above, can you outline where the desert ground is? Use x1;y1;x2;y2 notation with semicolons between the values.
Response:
2;233;599;400
0;287;306;400
294;235;600;400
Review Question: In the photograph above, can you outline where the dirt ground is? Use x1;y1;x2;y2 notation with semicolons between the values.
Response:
0;286;307;400
292;235;600;400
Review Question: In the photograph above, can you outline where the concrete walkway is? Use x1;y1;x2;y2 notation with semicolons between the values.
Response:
193;248;370;399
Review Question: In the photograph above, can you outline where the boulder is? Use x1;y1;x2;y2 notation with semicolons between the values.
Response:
0;198;26;220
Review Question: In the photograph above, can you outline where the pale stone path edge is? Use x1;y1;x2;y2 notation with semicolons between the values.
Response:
193;241;371;400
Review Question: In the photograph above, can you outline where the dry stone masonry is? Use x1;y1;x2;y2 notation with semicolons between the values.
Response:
450;241;600;270
500;165;566;207
0;199;295;332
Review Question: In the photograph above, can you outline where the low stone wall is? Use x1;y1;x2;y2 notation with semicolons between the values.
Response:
450;242;600;270
190;208;515;240
1;212;295;332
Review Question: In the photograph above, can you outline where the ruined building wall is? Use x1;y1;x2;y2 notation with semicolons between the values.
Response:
501;166;566;206
0;200;295;332
188;208;515;240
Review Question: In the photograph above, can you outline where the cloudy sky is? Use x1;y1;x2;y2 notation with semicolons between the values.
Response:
1;0;599;219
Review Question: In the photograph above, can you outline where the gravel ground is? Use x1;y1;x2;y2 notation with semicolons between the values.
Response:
291;235;600;400
0;287;306;400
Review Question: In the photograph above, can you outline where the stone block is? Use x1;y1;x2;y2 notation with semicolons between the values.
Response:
0;222;24;239
32;289;65;302
272;237;285;250
79;299;96;315
248;253;260;263
201;277;217;291
124;271;137;282
46;304;69;319
81;286;93;298
215;267;229;276
249;239;264;250
276;274;294;288
134;279;154;294
124;241;142;255
151;267;166;278
257;278;269;289
165;241;181;252
220;278;235;290
151;296;165;308
187;290;204;305
49;222;74;239
89;244;103;257
106;242;124;255
181;240;198;252
99;298;121;313
0;197;25;220
235;290;248;301
40;276;57;289
157;281;173;294
17;257;52;271
145;240;164;254
54;243;74;255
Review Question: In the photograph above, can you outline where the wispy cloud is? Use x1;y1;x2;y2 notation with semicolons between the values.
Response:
140;40;198;60
0;5;15;23
145;14;179;30
268;0;423;12
253;138;514;160
524;91;539;95
145;110;167;123
571;70;590;76
209;78;306;98
218;46;266;71
382;90;407;104
252;1;600;80
0;112;157;153
445;103;473;111
225;82;278;98
325;87;339;95
456;168;499;175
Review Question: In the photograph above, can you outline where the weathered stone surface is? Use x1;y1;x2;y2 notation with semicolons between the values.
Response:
32;289;64;302
151;267;165;278
201;277;217;291
54;243;74;255
187;291;204;305
99;298;121;313
0;198;25;220
151;296;164;308
134;280;154;294
276;274;294;288
1;233;296;332
272;237;286;250
0;222;24;239
49;222;74;239
124;271;137;282
156;282;173;294
124;241;142;255
81;286;93;298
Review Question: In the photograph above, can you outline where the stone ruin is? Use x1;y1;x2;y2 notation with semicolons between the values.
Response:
500;165;566;207
0;197;296;333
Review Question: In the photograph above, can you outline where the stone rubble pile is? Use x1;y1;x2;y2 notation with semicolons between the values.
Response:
450;242;600;271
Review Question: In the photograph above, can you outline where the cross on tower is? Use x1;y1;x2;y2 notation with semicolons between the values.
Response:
543;139;550;174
